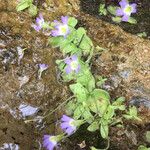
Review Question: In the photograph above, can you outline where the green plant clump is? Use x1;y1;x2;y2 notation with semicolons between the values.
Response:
16;0;37;16
32;15;142;149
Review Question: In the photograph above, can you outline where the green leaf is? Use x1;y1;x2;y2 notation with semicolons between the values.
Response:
107;6;117;15
100;121;109;139
128;17;137;24
88;89;110;117
82;109;94;122
55;59;63;65
112;16;122;23
79;36;93;55
96;76;107;87
87;121;99;132
57;62;65;70
66;100;76;115
89;89;110;115
66;29;76;42
123;106;142;121
123;114;133;120
73;27;86;45
117;105;126;111
74;105;84;119
137;32;147;38
73;27;93;55
90;147;99;150
49;37;67;48
113;97;125;106
138;145;150;150
62;43;79;54
146;131;150;143
112;97;126;110
76;27;86;36
87;76;95;92
104;106;115;120
99;4;107;16
28;4;37;16
69;83;89;102
68;17;78;27
129;106;137;116
91;89;110;101
16;0;33;11
76;66;95;90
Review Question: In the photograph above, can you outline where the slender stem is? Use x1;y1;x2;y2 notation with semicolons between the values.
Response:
24;96;74;123
86;46;94;63
44;96;74;119
102;137;110;150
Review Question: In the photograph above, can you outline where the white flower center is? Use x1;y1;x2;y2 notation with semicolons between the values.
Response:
123;5;132;15
39;19;44;26
70;61;78;70
59;24;68;35
49;136;57;145
69;120;75;126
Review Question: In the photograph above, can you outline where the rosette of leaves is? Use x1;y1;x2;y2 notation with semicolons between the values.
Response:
49;17;94;60
16;0;37;16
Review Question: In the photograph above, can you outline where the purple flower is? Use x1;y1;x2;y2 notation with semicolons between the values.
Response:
116;0;137;22
64;55;80;74
51;16;70;38
38;63;48;79
32;14;45;32
60;115;77;135
43;135;57;150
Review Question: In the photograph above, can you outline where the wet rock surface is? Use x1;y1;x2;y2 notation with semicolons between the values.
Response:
0;0;70;149
0;0;150;149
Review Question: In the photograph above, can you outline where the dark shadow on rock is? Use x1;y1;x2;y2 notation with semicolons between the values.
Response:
80;0;150;38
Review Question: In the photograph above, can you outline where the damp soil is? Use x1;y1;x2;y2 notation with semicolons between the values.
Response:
0;0;150;150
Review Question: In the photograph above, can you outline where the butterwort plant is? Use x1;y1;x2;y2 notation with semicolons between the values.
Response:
98;0;137;24
31;16;142;150
116;0;137;22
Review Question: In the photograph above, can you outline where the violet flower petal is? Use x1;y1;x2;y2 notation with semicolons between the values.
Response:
61;16;68;24
71;55;78;61
119;0;128;8
65;66;72;74
122;15;129;21
131;3;137;13
60;122;69;129
116;8;124;16
64;57;71;64
43;135;57;150
75;65;81;73
65;127;75;135
61;115;72;122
